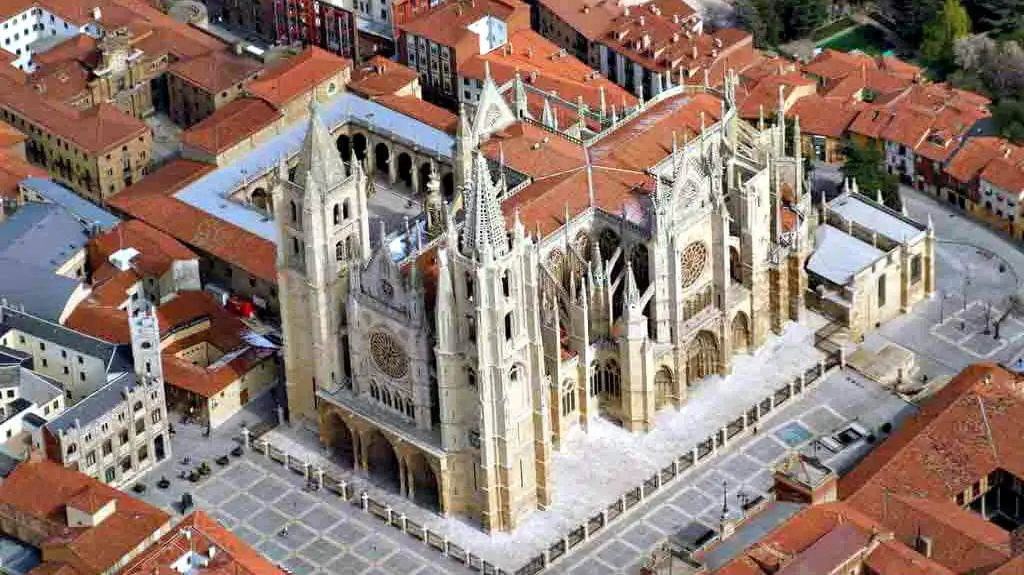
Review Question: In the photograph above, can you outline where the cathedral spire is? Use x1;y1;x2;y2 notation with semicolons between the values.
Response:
462;152;508;260
513;72;528;118
295;99;347;194
624;259;640;307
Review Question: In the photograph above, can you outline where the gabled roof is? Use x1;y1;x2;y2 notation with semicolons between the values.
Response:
246;47;351;109
119;510;284;575
180;97;282;156
168;50;261;94
842;364;1024;574
944;136;1012;184
0;258;80;322
536;0;697;43
398;0;527;50
0;459;168;575
89;219;198;278
349;56;419;98
0;202;91;272
981;154;1024;194
787;96;862;138
0;305;130;368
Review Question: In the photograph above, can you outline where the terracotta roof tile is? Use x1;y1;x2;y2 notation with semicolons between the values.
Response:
399;0;528;50
168;50;262;94
537;0;697;43
944;136;1011;183
0;150;46;200
349;56;419;98
787;96;862;138
89;219;198;278
180;97;282;155
458;29;637;113
842;363;1024;574
803;49;878;81
0;121;27;152
120;510;284;575
107;160;277;282
981;155;1024;194
369;95;458;134
246;47;351;109
0;459;168;575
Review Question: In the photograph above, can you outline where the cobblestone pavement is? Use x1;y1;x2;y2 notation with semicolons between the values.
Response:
555;370;916;574
135;389;471;575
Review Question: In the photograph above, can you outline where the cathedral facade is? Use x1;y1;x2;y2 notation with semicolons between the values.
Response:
274;73;813;533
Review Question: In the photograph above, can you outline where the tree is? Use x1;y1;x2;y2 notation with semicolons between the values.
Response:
734;0;768;46
883;0;942;43
992;99;1024;143
782;0;831;40
921;0;973;73
973;0;1024;38
840;139;902;209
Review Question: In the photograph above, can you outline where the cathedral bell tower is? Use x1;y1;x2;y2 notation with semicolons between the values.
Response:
434;151;552;533
276;100;370;429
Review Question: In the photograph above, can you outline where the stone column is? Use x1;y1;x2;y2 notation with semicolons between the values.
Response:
398;459;408;497
241;427;251;449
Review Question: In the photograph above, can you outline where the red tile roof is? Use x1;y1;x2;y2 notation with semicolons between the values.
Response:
107;160;277;282
168;50;262;94
803;49;878;82
0;121;27;152
0;459;169;575
120;510;284;575
538;0;697;43
601;22;757;81
841;363;1024;574
787;96;862;138
736;71;815;120
349;56;420;98
246;47;351;109
180;97;282;155
708;502;953;575
0;149;46;200
89;219;198;278
981;154;1024;194
944;136;1013;184
399;0;529;51
370;95;459;134
458;29;637;113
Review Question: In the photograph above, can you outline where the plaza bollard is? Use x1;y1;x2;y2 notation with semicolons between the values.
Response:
360;491;369;511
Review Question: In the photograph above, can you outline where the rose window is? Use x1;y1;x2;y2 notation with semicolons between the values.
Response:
681;242;708;288
369;331;409;379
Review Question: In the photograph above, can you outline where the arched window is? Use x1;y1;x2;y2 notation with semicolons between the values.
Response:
561;380;577;416
405;398;414;418
290;200;298;223
382;387;392;408
333;204;340;226
589;361;600;396
370;382;380;400
605;360;620;398
335;241;344;261
342;199;351;220
504;312;514;341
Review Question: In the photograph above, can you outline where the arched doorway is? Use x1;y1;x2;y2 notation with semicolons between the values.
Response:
374;143;390;176
364;430;400;491
732;312;751;355
419;162;433;194
336;134;351;161
397;152;413;188
406;452;440;511
251;188;271;213
686;330;719;386
441;173;455;200
730;246;742;283
325;413;355;468
655;367;674;409
353;133;367;161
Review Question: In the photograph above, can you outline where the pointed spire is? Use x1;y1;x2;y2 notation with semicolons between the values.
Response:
513;207;525;241
294;99;347;194
513;72;528;118
599;85;607;117
542;96;557;130
591;241;605;284
462;152;508;259
793;114;802;159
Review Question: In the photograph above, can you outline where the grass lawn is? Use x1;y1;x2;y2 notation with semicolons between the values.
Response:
819;24;894;55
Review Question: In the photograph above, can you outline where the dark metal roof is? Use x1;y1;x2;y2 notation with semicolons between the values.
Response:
45;372;140;433
0;258;80;322
0;307;126;369
0;203;91;273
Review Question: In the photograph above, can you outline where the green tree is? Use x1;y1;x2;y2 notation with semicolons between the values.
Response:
782;0;831;40
921;0;973;73
972;0;1024;38
883;0;941;43
734;0;769;46
840;139;902;209
992;99;1024;143
758;0;784;45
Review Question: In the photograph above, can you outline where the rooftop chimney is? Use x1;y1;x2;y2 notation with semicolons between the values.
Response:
92;6;101;20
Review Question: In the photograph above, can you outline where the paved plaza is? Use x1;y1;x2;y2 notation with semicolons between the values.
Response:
555;369;916;574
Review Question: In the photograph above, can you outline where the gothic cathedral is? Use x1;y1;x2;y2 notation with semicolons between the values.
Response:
274;74;812;533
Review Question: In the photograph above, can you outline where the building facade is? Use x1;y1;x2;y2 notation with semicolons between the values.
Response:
276;72;818;532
